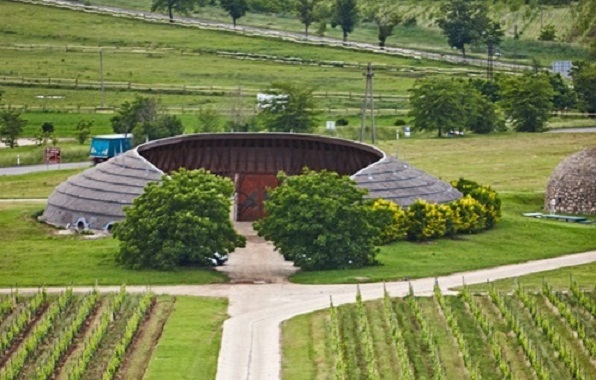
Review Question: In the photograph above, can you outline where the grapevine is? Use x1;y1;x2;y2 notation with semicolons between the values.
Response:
382;288;415;380
68;285;128;380
101;292;153;380
460;286;512;379
0;288;73;380
407;284;445;380
489;285;549;380
541;281;595;357
329;297;346;380
0;289;46;354
33;291;99;380
433;283;480;380
355;287;380;380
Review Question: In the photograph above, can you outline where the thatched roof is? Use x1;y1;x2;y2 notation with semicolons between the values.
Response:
42;133;462;229
545;147;596;215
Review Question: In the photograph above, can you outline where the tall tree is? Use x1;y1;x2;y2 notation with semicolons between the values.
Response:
571;61;596;115
220;0;249;27
294;0;321;37
151;0;198;23
331;0;359;42
258;82;319;133
500;72;554;132
408;77;468;137
0;109;26;148
361;1;401;48
437;0;489;59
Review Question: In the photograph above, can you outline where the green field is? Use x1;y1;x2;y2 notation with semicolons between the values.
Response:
86;0;592;60
0;203;226;287
282;282;596;379
0;290;226;380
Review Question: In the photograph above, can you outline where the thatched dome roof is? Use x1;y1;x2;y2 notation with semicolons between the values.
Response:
545;147;596;215
42;133;462;229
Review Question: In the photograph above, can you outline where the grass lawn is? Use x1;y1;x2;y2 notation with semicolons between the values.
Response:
465;262;596;292
380;132;596;192
0;168;84;198
0;203;226;286
290;192;596;284
144;296;228;380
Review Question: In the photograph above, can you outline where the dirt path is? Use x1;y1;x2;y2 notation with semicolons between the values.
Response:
215;223;299;284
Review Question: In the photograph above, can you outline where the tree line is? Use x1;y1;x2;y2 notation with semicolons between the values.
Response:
409;59;595;136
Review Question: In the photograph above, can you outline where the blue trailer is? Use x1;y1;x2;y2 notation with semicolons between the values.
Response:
89;134;133;164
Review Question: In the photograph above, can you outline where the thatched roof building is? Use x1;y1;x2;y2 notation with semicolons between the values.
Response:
545;147;596;215
42;133;462;229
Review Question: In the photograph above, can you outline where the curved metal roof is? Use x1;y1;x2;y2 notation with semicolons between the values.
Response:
42;133;461;229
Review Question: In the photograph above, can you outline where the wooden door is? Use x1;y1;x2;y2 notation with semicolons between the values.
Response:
236;174;278;221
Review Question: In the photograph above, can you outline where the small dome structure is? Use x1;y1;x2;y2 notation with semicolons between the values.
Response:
544;147;596;215
42;133;462;229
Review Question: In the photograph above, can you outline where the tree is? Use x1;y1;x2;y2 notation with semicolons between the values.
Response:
34;122;55;146
131;114;184;146
538;24;557;41
258;82;319;133
111;96;159;135
113;168;246;270
465;92;503;134
436;0;489;59
195;107;223;133
151;0;198;23
408;77;467;137
331;0;359;42
571;61;596;115
220;0;249;27
0;109;26;148
254;169;381;271
75;119;93;144
361;1;401;48
111;96;183;145
547;72;576;112
500;72;554;132
294;0;321;37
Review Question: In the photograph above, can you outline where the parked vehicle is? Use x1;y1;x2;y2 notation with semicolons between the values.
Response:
89;134;133;164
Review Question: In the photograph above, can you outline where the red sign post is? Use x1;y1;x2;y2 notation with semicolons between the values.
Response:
45;147;61;164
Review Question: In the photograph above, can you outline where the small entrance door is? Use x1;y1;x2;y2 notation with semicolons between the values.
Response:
236;174;278;221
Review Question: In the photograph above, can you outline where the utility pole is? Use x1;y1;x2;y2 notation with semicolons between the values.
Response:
99;48;105;108
360;63;376;144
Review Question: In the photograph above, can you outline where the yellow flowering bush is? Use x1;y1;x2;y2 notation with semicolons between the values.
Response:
406;199;448;241
450;195;486;233
371;199;408;244
451;178;501;229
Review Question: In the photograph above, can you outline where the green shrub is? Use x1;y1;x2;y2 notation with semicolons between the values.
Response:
450;195;486;234
405;199;448;242
451;178;501;229
394;118;407;126
371;199;408;244
335;118;349;126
